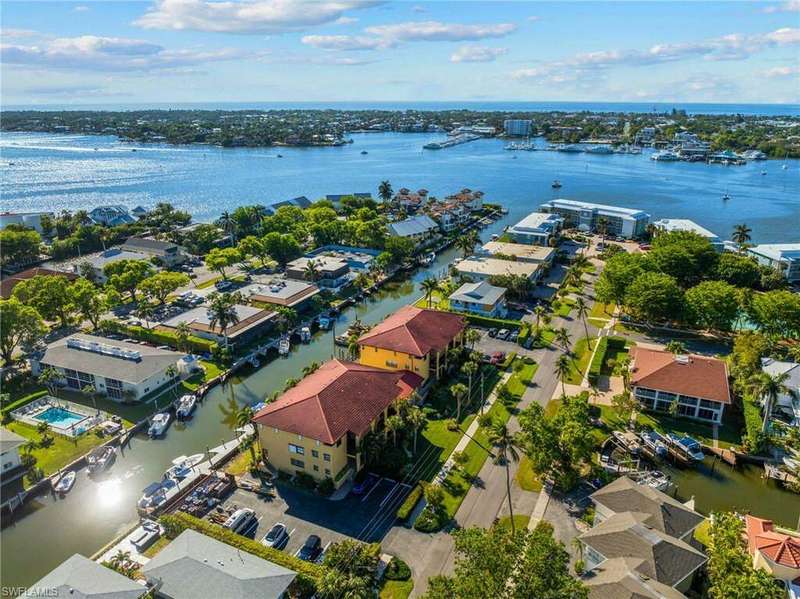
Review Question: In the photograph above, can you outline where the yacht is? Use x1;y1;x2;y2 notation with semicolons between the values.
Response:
612;431;642;455
585;145;613;154
148;412;171;438
54;470;77;494
175;395;196;420
636;470;672;492
138;479;177;510
164;454;205;480
300;326;311;343
639;430;668;458
666;434;705;462
86;446;116;474
650;150;680;161
557;144;584;153
551;179;562;189
278;337;290;356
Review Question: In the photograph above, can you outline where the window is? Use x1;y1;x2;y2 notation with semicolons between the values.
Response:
698;408;716;421
312;450;319;458
288;444;304;455
313;465;319;472
325;469;331;476
386;360;398;368
106;377;123;400
323;453;331;462
290;458;305;468
700;399;719;409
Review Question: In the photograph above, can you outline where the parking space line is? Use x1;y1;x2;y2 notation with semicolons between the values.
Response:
361;477;384;502
288;527;296;537
379;482;401;508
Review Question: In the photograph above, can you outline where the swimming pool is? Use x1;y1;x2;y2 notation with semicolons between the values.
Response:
35;407;88;431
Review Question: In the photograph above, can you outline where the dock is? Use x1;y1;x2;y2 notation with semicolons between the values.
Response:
764;463;799;486
423;133;480;150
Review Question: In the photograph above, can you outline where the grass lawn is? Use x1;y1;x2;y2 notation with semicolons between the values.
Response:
552;298;575;318
7;421;107;479
141;536;171;559
590;301;616;320
601;346;630;376
693;518;711;547
506;361;538;398
379;579;413;599
516;456;543;492
565;337;596;384
495;514;531;532
224;451;251;476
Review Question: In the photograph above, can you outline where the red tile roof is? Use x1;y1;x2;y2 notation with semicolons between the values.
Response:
0;268;78;299
630;347;731;404
252;360;422;444
746;515;800;570
357;306;466;357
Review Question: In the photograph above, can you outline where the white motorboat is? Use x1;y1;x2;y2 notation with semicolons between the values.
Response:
54;470;76;494
300;327;311;343
636;470;672;492
639;430;669;458
86;446;116;474
612;431;642;455
651;150;680;161
175;395;196;419
318;316;332;330
666;434;705;462
137;479;177;510
148;412;171;438
278;337;290;356
164;453;204;480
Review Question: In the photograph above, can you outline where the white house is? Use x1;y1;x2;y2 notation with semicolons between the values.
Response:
448;281;507;317
540;199;650;239
652;218;724;251
746;244;800;283
761;357;800;428
506;212;563;246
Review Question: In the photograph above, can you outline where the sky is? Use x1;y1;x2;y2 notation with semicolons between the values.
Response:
1;0;799;106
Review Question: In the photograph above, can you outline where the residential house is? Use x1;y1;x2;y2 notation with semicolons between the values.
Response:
428;201;471;233
453;256;544;284
540;199;650;239
25;553;147;599
357;305;466;380
142;529;296;599
393;189;428;211
478;241;556;265
1;267;79;299
239;279;320;311
444;188;484;212
131;205;149;218
1;427;27;512
306;245;380;272
629;347;731;424
73;248;157;284
652;219;723;251
387;214;439;241
0;211;53;234
579;477;707;595
121;237;187;267
746;244;800;283
506;212;563;246
253;360;422;486
760;357;800;428
30;334;190;402
745;515;800;590
265;196;312;215
285;255;351;290
448;281;507;317
159;305;276;346
89;205;136;227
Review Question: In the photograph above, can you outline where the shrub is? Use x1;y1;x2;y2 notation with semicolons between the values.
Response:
1;390;48;418
587;337;608;384
384;557;412;581
413;505;447;533
317;477;335;496
742;398;766;454
295;472;317;489
517;324;530;346
396;484;423;521
500;352;516;370
99;319;217;354
456;313;522;330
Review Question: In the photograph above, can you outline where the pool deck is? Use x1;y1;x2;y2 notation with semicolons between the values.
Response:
11;396;104;437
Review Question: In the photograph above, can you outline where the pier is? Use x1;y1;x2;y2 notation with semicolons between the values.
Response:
423;133;480;150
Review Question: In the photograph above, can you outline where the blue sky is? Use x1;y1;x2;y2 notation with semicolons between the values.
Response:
1;0;798;105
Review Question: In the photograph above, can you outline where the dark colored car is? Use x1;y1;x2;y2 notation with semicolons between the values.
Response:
487;328;498;338
352;472;380;496
297;535;322;562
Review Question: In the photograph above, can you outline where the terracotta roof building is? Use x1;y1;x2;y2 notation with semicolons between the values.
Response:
253;360;422;486
629;347;730;424
1;267;78;299
357;306;466;380
746;515;800;586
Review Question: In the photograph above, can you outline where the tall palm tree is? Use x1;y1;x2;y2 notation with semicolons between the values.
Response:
81;384;98;411
461;360;478;405
420;277;440;308
465;328;481;350
575;297;591;347
405;406;426;453
554;354;572;397
455;232;478;258
450;383;468;422
175;322;192;353
39;366;61;398
207;292;240;347
533;305;547;330
731;223;752;252
218;211;237;244
596;216;609;240
385;414;404;446
487;422;522;535
749;370;796;434
304;260;320;282
378;180;393;205
554;327;572;353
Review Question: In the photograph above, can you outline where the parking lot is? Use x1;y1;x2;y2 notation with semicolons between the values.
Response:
211;477;411;558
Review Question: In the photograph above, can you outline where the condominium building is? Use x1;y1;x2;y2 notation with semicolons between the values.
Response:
121;237;187;267
653;218;723;251
540;199;650;239
746;244;800;283
0;211;53;233
478;241;556;265
285;255;351;290
506;212;563;246
454;256;544;284
503;119;533;137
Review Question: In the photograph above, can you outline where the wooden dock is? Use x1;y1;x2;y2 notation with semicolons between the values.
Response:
764;463;799;486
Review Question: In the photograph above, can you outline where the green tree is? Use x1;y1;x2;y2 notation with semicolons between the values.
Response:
624;272;683;323
134;301;156;329
487;422;522;534
104;259;154;302
420;277;440;308
575;296;591;346
385;414;405;446
553;353;572;397
175;321;192;352
455;233;478;259
665;340;687;354
748;370;796;434
238;235;271;268
648;230;718;288
684;280;740;331
554;327;572;353
714;252;761;288
384;236;415;264
0;298;46;365
12;275;74;329
318;539;380;599
205;247;241;280
275;306;297;334
262;232;302;266
731;223;752;252
378;180;393;204
595;252;649;305
611;391;638;427
0;228;42;267
748;290;800;338
461;360;479;404
450;383;468;422
207;292;240;346
139;271;190;305
405;405;426;453
69;279;117;330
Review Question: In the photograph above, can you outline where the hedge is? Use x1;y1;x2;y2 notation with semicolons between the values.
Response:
587;336;627;383
500;352;517;370
517;324;530;346
159;512;322;585
396;484;423;520
99;320;217;354
742;397;766;453
1;390;48;417
455;312;522;330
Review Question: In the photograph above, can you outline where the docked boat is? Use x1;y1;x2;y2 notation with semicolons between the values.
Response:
585;145;613;154
635;470;672;493
164;454;204;480
666;434;705;462
557;144;584;153
54;470;76;494
551;179;562;189
334;334;350;347
612;431;642;455
86;446;116;474
175;395;196;420
420;252;436;266
148;412;171;438
650;150;680;161
639;430;669;458
138;479;177;510
278;337;290;356
318;315;332;330
300;326;311;343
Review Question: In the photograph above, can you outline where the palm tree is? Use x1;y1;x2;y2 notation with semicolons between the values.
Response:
385;414;404;446
275;306;297;334
207;292;240;347
487;422;522;535
465;328;481;350
533;305;547;330
461;361;478;404
554;327;572;353
455;232;478;258
554;354;572;397
450;383;468;422
164;365;179;398
749;370;796;434
420;277;440;308
134;302;155;330
378;180;393;205
596;216;609;240
218;211;237;244
175;322;191;352
81;384;98;411
22;439;38;454
304;260;320;282
732;223;752;252
575;297;591;348
571;253;591;272
39;366;61;398
405;406;426;453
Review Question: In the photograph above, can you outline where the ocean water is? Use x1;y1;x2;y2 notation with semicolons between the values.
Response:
1;130;798;244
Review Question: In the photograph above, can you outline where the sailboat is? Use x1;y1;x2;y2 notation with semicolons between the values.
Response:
782;152;789;170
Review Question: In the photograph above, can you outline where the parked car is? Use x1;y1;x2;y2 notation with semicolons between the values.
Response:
490;351;506;365
261;523;289;549
215;279;233;291
223;508;257;536
297;535;322;562
487;328;498;338
508;330;519;343
481;353;492;363
496;328;510;340
352;472;380;496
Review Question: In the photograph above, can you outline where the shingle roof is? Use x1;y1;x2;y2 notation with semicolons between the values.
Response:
122;237;178;252
387;215;438;237
582;557;686;599
357;305;466;357
252;360;422;444
142;529;295;599
630;347;731;405
0;427;27;453
579;512;707;587
591;477;704;539
746;515;800;570
25;554;146;599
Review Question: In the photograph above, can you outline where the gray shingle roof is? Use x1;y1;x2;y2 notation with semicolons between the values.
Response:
123;237;178;252
582;557;686;599
142;530;296;599
25;554;146;599
591;476;704;539
388;215;438;237
0;427;26;453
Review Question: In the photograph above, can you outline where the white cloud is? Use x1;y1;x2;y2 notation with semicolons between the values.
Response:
134;0;378;33
1;35;244;72
762;0;800;13
450;45;507;63
364;21;516;42
301;34;391;50
24;84;129;97
73;5;90;12
527;16;541;22
335;16;359;25
765;64;800;77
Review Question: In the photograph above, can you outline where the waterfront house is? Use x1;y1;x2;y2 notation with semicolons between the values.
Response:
253;359;422;486
540;199;650;239
74;248;157;284
159;304;276;346
25;553;147;599
306;245;380;272
89;205;136;227
746;244;800;283
285;255;351;290
444;188;484;212
652;219;723;251
239;279;320;311
745;515;800;590
121;237;187;267
387;214;439;241
357;305;466;380
580;557;686;599
142;529;296;599
0;210;53;234
264;196;312;214
629;347;731;424
478;241;556;265
1;427;27;512
0;267;79;299
30;334;189;402
760;357;800;428
448;281;507;317
454;256;544;285
506;212;563;246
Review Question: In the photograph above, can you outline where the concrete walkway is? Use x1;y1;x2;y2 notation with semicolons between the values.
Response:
528;481;553;529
